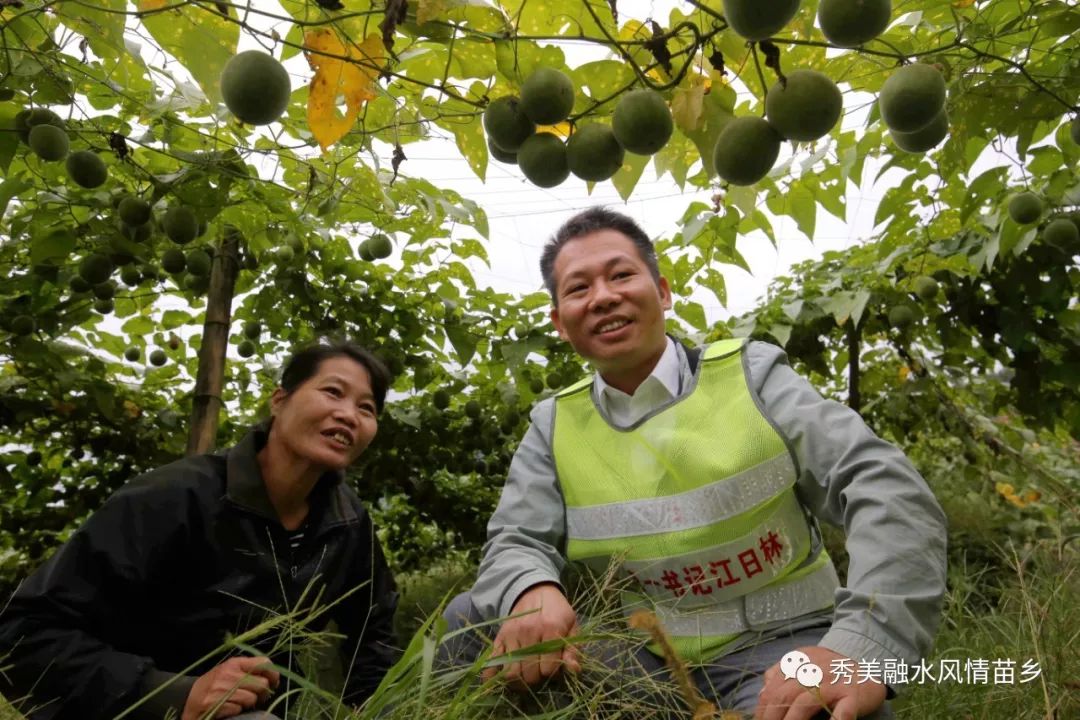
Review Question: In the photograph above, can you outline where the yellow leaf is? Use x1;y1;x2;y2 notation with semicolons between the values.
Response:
304;30;386;151
953;0;975;7
137;0;170;11
672;77;707;132
123;400;142;419
1023;490;1041;503
995;481;1015;497
898;366;910;381
618;19;647;42
1005;493;1027;508
416;0;447;26
537;121;572;139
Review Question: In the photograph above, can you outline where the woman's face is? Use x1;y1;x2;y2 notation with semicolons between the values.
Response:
269;355;379;472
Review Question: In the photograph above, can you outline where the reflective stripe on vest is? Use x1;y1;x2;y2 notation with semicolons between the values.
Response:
622;554;839;637
565;453;794;541
552;339;838;662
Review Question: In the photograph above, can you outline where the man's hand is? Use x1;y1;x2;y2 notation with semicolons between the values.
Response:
181;656;280;720
753;646;887;720
482;583;581;688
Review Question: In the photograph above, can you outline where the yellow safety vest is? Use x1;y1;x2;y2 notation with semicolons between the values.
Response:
552;339;838;663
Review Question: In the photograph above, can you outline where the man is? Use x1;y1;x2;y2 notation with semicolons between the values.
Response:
446;207;947;719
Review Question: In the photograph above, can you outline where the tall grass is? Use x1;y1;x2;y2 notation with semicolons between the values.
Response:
2;541;1077;720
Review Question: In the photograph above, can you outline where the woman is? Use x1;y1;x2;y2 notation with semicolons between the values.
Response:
0;341;399;720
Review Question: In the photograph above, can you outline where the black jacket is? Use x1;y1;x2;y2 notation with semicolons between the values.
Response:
0;424;399;720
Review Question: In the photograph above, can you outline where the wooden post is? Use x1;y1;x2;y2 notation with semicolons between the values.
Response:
186;227;241;455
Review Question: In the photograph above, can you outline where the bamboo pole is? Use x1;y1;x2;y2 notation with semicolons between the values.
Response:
186;227;241;455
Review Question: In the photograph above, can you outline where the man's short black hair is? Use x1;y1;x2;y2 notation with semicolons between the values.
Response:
539;207;661;304
279;339;392;413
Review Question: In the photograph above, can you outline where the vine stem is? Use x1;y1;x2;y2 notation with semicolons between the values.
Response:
750;43;768;108
955;41;1078;112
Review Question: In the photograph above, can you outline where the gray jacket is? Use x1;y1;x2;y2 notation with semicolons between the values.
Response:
473;339;947;673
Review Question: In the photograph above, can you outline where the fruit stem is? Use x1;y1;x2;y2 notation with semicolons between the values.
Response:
750;43;769;107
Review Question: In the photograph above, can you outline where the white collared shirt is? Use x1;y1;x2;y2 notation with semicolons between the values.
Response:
593;337;680;427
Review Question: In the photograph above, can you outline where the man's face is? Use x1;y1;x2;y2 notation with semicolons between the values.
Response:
549;229;672;388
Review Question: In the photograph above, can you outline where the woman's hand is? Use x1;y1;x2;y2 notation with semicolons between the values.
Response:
181;655;279;720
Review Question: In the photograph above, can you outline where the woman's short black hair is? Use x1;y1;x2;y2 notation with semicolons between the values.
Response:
279;340;392;413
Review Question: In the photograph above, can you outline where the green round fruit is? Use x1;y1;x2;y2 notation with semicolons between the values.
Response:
1008;192;1043;225
78;253;114;285
140;264;161;282
517;132;570;188
367;233;393;259
723;0;801;41
357;241;375;262
117;196;152;226
519;67;575;125
545;372;563;390
529;377;545;394
913;275;939;300
69;275;91;294
612;89;673;156
28;124;69;161
433;389;450;410
237;340;256;358
93;298;114;314
765;70;843;142
712;116;782;186
276;245;295;263
220;50;291;125
243;321;261;339
92;281;115;300
1072;117;1080;145
120;267;142;287
285;231;303;253
163;206;199;245
66;150;108;188
888;304;915;328
124;347;140;362
11;314;34;336
121;221;153;243
149;349;167;366
514;322;529;338
185;249;212;276
483;96;536;153
1043;218;1080;252
878;63;946;133
818;0;892;48
184;273;210;294
161;248;186;274
890;109;948;153
566;124;625;182
16;107;64;143
488;138;517;164
465;399;481;418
